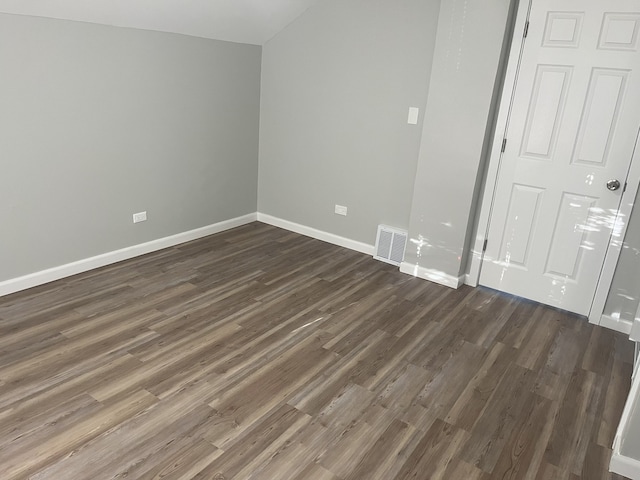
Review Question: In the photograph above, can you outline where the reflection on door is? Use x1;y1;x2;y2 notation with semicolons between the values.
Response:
480;0;640;316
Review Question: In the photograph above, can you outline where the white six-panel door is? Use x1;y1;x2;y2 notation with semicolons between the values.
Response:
480;0;640;316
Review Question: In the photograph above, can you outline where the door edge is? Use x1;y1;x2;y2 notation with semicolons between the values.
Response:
589;128;640;327
467;0;533;287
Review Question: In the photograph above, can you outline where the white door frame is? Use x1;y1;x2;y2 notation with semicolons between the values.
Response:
466;0;640;328
591;132;640;330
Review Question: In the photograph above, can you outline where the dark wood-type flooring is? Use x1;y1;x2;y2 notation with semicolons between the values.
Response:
0;222;633;479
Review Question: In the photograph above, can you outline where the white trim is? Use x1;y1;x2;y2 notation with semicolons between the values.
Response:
634;304;640;343
256;213;375;256
610;355;640;479
464;273;478;287
0;213;257;297
598;314;633;336
610;453;640;480
590;130;640;324
467;0;532;286
399;262;465;289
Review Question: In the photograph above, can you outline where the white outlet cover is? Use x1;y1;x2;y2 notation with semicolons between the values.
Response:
133;211;147;223
334;205;348;216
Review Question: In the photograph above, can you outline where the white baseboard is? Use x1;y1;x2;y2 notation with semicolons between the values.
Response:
598;314;633;335
611;438;640;479
257;213;375;256
610;350;640;479
464;273;478;287
399;262;464;289
0;213;257;297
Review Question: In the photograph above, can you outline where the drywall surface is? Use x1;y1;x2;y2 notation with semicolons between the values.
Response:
605;187;640;323
258;0;440;245
0;0;322;45
0;14;261;281
403;0;514;281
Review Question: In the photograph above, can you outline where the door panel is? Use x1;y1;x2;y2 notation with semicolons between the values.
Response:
573;69;628;166
544;193;596;279
543;12;583;48
522;66;572;158
498;184;544;268
480;0;640;316
599;14;640;50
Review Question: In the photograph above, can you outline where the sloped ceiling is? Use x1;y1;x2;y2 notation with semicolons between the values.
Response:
0;0;321;45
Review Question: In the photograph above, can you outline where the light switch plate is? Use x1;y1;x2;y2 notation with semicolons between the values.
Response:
407;107;419;125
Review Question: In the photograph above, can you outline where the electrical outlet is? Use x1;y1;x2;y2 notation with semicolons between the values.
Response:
334;205;348;216
133;211;147;223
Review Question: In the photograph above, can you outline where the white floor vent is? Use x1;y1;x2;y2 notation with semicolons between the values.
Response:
374;225;407;266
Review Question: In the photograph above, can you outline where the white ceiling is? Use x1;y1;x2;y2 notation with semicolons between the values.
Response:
0;0;321;45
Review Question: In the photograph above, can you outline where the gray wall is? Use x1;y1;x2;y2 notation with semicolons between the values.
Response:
258;0;441;245
403;0;515;281
0;14;261;282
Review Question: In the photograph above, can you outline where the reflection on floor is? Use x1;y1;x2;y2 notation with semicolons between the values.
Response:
0;222;632;479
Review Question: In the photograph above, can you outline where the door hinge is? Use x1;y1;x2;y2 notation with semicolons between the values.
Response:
524;21;529;38
624;181;628;193
501;138;507;153
483;239;488;252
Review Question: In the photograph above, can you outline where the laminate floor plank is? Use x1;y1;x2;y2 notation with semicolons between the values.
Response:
0;222;633;479
394;418;470;480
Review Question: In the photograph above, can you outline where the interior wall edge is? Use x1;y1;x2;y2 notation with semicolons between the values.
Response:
256;213;375;256
1;212;384;299
598;314;633;336
0;213;258;298
399;262;464;289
